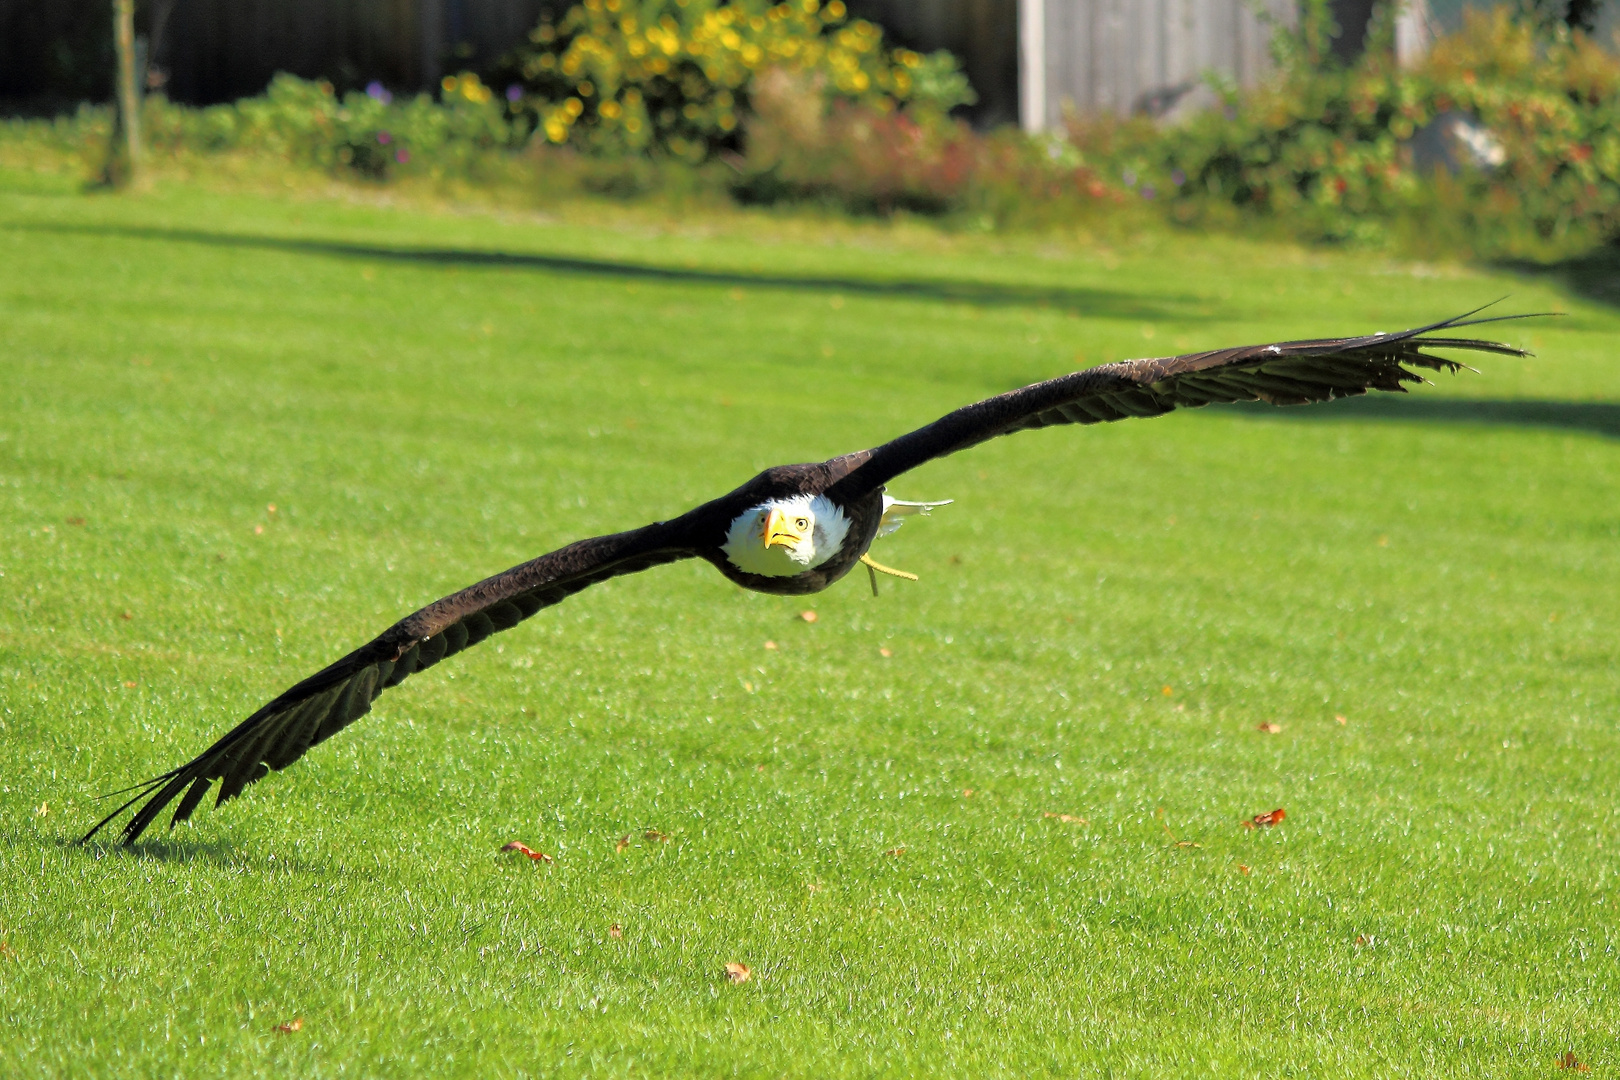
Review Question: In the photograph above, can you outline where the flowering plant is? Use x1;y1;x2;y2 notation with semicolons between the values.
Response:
512;0;972;160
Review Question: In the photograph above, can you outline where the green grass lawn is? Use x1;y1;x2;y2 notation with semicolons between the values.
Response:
2;168;1617;1078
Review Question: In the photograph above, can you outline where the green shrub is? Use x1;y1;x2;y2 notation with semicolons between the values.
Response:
1078;9;1620;258
141;72;526;180
509;0;973;161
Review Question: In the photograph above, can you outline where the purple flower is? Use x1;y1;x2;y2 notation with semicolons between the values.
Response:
377;131;392;145
1140;184;1157;200
1121;168;1137;188
395;149;410;164
1170;168;1186;186
506;84;523;103
365;81;392;105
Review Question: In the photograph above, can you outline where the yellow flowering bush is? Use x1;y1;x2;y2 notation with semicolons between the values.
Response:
512;0;971;160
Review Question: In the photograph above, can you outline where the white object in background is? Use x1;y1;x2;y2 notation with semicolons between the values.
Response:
1396;0;1434;68
1019;0;1046;133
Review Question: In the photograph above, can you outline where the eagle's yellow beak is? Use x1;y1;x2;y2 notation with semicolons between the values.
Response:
762;507;807;550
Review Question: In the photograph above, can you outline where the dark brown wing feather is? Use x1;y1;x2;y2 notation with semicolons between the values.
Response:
826;311;1537;503
84;521;696;846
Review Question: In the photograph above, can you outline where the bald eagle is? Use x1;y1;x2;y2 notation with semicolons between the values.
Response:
84;313;1532;845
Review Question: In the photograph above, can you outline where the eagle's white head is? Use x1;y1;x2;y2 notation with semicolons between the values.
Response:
721;494;851;577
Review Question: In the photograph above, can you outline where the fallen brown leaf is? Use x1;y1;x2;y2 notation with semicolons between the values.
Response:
119;612;132;621
1354;934;1371;946
254;524;264;535
885;846;907;857
799;610;818;623
1042;812;1088;824
1257;722;1283;734
756;764;766;772
500;841;553;863
1243;808;1286;829
723;962;751;983
122;681;137;688
1335;714;1348;725
961;789;973;798
878;647;892;658
66;517;86;526
1237;864;1251;875
0;939;16;958
615;833;630;853
274;1018;303;1034
1161;685;1173;696
609;923;623;940
763;640;778;650
1174;840;1201;848
267;503;278;515
1556;1051;1590;1072
644;829;669;843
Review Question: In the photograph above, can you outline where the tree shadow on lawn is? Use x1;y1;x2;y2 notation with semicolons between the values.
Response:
12;220;1201;320
1499;244;1620;310
1219;394;1620;440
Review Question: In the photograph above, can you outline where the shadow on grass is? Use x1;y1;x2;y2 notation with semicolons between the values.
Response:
1220;395;1620;440
1499;245;1620;310
5;829;325;874
9;220;1200;319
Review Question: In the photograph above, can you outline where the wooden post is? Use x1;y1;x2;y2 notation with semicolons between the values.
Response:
113;0;142;186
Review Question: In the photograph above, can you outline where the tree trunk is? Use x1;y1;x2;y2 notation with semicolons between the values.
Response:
112;0;142;187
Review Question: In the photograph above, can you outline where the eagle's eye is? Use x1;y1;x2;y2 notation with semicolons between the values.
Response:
795;517;809;531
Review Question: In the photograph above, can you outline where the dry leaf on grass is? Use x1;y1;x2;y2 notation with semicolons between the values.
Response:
0;939;16;959
1257;722;1283;734
1556;1051;1590;1072
1335;714;1348;725
500;841;553;863
1042;812;1088;825
122;681;137;688
609;923;623;940
885;846;907;857
644;829;670;843
119;611;132;620
723;962;751;983
962;789;973;798
66;517;85;526
1243;808;1286;829
1161;685;1173;696
615;834;630;853
1237;864;1251;875
1354;934;1372;946
799;610;817;623
763;640;778;651
879;647;892;658
274;1018;303;1034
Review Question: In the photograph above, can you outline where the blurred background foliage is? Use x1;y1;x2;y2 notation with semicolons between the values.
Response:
4;1;1620;262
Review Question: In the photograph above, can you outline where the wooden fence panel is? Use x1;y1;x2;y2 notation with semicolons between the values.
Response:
1027;0;1295;128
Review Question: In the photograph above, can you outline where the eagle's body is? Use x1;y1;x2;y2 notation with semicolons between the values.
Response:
84;312;1536;846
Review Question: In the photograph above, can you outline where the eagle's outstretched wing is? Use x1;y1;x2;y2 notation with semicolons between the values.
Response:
84;522;696;846
827;311;1537;503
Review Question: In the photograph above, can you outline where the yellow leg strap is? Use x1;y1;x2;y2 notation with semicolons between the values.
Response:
860;553;918;581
